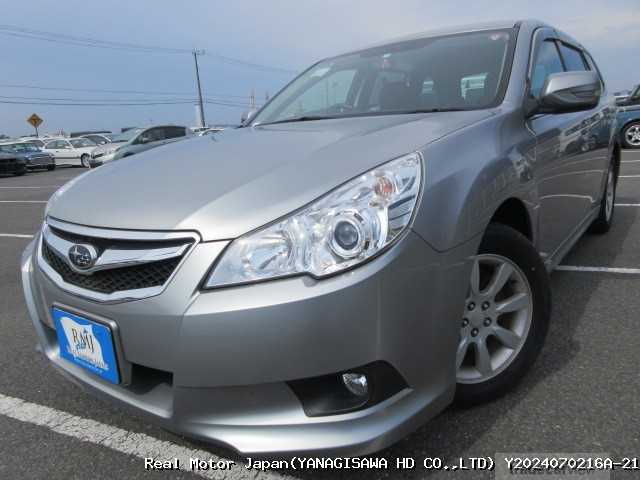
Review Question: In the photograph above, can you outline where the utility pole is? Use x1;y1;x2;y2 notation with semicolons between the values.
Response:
193;49;206;128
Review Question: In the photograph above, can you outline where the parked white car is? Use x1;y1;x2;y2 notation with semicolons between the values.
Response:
80;134;112;145
43;138;97;167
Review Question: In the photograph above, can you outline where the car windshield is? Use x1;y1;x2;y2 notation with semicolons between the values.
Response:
0;145;15;153
111;128;144;143
6;143;40;152
70;138;96;148
252;29;514;125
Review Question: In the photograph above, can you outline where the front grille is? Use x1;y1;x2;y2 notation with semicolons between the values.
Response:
42;242;181;294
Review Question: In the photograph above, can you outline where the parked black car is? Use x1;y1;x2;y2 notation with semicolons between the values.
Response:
0;143;56;170
0;152;27;176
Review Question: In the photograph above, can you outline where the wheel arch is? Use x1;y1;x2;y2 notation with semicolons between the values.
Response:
488;197;533;242
612;142;621;179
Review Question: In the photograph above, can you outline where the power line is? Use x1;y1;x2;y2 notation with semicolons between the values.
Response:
0;100;197;106
0;24;190;54
0;82;251;98
0;97;252;108
0;24;298;74
0;94;196;103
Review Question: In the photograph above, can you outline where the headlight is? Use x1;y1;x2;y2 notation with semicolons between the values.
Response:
205;152;422;288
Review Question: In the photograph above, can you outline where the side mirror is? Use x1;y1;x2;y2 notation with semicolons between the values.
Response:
241;109;257;124
137;135;151;144
535;71;601;115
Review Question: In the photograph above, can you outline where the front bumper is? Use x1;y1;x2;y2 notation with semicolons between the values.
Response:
89;151;116;167
26;156;55;168
22;228;476;457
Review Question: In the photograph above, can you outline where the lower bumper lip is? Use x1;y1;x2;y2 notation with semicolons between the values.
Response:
21;228;476;455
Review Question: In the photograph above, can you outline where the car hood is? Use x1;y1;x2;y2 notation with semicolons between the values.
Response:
48;111;492;240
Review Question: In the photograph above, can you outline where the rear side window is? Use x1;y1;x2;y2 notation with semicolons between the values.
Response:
530;40;564;99
558;43;588;72
145;128;166;142
164;127;186;139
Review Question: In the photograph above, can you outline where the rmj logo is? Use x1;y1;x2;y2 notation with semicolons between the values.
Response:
70;327;96;353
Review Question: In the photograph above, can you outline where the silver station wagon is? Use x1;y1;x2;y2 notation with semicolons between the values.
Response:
22;19;618;457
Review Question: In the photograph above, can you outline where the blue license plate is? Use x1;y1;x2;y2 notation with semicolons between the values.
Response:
53;307;120;384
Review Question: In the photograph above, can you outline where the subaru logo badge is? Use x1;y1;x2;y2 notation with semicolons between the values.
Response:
68;244;97;270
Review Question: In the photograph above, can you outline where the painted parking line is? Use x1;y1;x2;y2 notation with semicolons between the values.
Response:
0;200;47;204
619;175;640;178
621;159;640;163
0;393;282;480
556;266;640;274
615;203;640;207
0;233;34;239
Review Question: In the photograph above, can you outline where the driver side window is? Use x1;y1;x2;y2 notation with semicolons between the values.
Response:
530;40;564;100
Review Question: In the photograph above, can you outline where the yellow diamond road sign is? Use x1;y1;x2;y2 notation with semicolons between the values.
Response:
27;113;43;128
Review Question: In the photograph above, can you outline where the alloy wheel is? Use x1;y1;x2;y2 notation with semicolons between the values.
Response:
457;254;533;384
626;125;640;147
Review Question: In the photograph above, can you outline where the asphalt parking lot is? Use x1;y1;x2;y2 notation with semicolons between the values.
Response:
1;154;639;480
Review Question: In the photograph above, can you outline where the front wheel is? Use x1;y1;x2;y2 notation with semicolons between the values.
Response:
455;224;551;406
80;154;90;168
622;122;640;149
47;164;56;171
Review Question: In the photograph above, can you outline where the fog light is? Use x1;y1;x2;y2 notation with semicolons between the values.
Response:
342;373;368;396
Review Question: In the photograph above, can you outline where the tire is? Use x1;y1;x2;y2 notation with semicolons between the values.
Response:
14;167;27;176
588;161;616;234
455;224;551;407
80;154;90;168
47;164;56;171
622;121;640;149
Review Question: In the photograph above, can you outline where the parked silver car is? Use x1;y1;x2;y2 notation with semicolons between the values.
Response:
89;125;190;166
22;20;618;457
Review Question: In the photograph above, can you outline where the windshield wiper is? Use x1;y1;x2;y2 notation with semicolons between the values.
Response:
257;115;337;126
255;108;468;127
399;108;468;114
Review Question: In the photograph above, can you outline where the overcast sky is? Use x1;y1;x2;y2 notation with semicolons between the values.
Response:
1;0;638;137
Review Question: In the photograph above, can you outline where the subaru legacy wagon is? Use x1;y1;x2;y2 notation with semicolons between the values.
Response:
22;19;618;457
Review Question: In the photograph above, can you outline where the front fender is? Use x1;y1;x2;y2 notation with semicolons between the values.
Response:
412;109;539;252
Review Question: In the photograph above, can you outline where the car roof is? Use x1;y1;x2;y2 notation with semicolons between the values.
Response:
335;19;561;58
